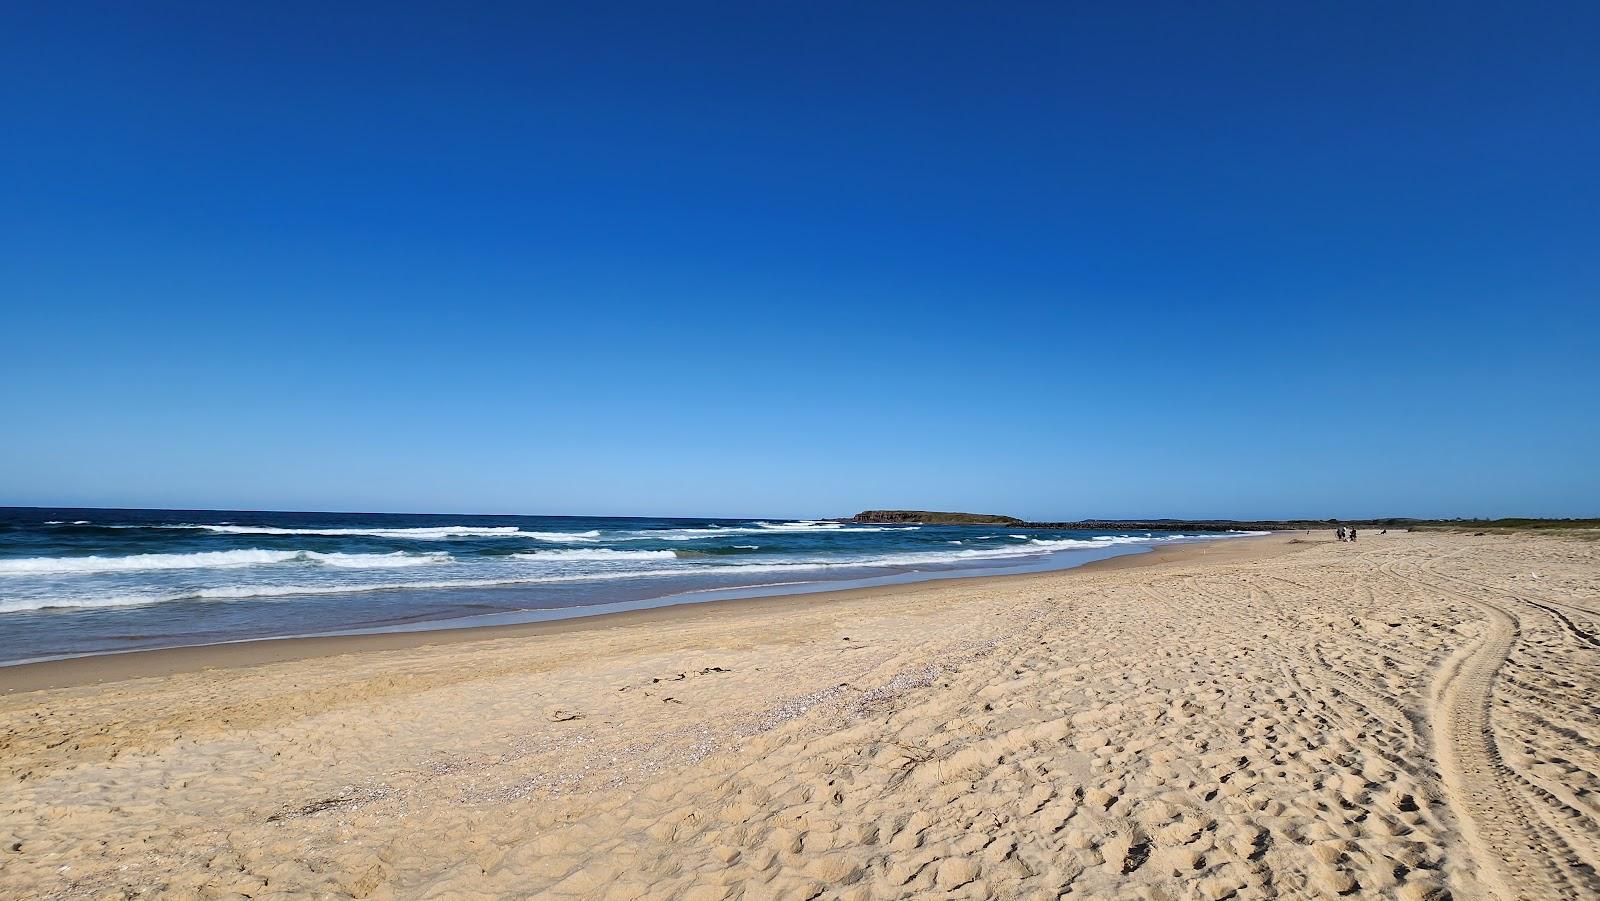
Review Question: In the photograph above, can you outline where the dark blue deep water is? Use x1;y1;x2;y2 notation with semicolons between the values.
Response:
0;508;1257;664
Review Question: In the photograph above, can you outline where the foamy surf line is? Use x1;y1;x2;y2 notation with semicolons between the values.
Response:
0;549;451;575
164;524;602;541
0;536;1226;668
0;534;1260;633
97;521;914;541
0;507;1273;665
0;533;1263;613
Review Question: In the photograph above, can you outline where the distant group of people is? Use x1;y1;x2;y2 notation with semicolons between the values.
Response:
1336;527;1358;542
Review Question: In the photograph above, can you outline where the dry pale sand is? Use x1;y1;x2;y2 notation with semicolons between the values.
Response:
1;530;1597;900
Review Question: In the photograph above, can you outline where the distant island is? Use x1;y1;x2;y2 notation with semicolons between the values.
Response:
846;511;1600;534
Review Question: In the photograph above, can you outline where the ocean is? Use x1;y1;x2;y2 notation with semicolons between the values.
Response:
0;508;1260;665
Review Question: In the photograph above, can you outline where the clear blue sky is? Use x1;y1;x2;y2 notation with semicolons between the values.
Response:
3;2;1596;520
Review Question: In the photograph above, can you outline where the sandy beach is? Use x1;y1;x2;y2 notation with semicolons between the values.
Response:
2;529;1596;899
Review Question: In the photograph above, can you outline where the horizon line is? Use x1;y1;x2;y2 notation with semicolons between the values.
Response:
1;505;1589;523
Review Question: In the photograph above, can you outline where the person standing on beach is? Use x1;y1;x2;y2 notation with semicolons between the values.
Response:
1350;528;1357;542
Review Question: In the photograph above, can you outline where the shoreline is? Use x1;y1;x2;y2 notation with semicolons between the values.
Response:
0;533;1276;693
4;529;1591;898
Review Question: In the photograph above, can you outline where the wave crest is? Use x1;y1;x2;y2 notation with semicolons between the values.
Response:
511;549;677;562
167;524;601;541
0;549;450;575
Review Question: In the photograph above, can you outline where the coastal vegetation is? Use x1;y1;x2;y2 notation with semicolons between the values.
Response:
1408;518;1600;538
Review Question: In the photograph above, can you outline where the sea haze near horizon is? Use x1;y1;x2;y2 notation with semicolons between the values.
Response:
0;508;1260;664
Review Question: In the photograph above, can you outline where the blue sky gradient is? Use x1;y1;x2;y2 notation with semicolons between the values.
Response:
3;2;1597;519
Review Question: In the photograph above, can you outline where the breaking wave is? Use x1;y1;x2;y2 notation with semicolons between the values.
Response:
511;549;678;562
162;524;600;541
0;549;450;575
617;521;918;541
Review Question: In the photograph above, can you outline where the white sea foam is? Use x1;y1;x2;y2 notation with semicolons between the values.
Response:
0;595;183;613
308;551;451;568
164;524;600;541
658;537;1149;572
617;528;753;541
0;559;917;612
511;549;678;562
0;570;676;613
517;531;603;542
1;532;1214;582
753;520;919;533
0;549;302;574
733;533;1223;568
617;521;916;540
0;530;1247;614
0;549;449;575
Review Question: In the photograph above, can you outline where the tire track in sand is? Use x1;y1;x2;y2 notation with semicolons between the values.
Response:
1417;557;1600;900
